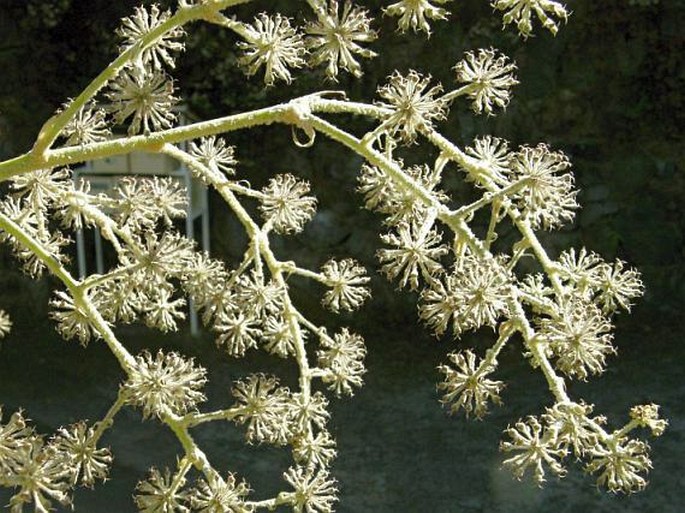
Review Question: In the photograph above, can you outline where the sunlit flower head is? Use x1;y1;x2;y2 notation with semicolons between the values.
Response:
454;48;518;115
376;70;447;144
238;13;307;86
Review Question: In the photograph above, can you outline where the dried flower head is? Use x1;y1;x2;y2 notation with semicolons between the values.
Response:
123;351;207;419
438;349;504;418
595;259;644;314
0;408;34;474
454;48;518;115
317;328;366;396
238;13;307;85
586;437;652;493
492;0;569;38
306;0;377;79
506;143;577;230
320;258;371;313
259;174;318;234
215;311;261;357
50;422;112;487
539;298;615;380
284;466;338;513
50;290;102;347
117;4;185;69
293;430;337;468
464;135;512;184
6;439;73;513
135;466;189;513
384;0;451;35
376;70;447;144
420;254;511;336
630;404;668;437
357;163;447;225
377;219;448;291
542;401;606;458
231;374;291;445
189;136;238;179
501;415;568;485
190;473;253;513
107;66;178;135
61;104;110;146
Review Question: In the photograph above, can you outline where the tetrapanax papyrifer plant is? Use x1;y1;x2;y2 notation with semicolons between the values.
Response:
0;0;667;511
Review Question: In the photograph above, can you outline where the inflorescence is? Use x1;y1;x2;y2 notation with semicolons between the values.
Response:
0;0;666;511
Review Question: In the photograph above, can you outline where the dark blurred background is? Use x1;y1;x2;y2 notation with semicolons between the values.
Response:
0;1;683;512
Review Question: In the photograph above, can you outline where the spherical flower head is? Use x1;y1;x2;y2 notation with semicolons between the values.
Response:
419;254;511;336
595;259;644;314
143;287;187;333
376;70;447;144
586;437;652;493
541;401;606;458
190;473;253;513
630;404;668;437
189;136;238;180
557;247;604;293
306;0;378;80
500;415;568;485
61;104;110;146
0;310;11;338
117;4;185;69
262;314;297;358
377;219;448;291
0;408;34;474
454;48;518;115
259;173;318;234
284;466;338;513
234;271;284;319
10;167;70;207
384;0;451;35
238;13;307;86
50;422;112;487
539;298;615;380
231;374;291;445
438;349;504;418
317;328;367;396
492;0;569;38
123;350;207;419
293;430;337;468
288;391;330;434
49;290;102;347
135;467;189;513
464;135;512;184
215;311;261;357
507;143;578;230
106;66;178;135
357;163;447;225
320;258;371;313
7;440;74;513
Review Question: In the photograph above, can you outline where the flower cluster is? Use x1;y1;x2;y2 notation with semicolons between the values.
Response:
0;0;666;510
0;409;112;512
